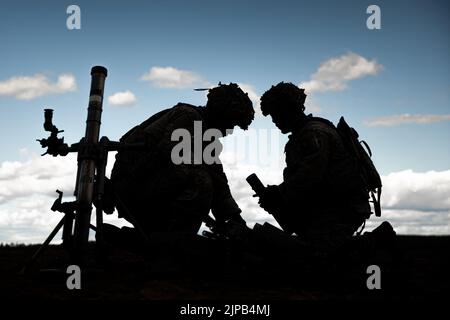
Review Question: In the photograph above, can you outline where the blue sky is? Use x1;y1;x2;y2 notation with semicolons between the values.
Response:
0;0;448;173
0;0;449;241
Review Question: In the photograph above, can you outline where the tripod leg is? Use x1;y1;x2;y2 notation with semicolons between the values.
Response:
95;200;104;245
19;216;66;274
94;144;107;260
62;213;74;250
94;200;109;265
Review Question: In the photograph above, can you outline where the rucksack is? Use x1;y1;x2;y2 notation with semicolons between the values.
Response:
336;117;382;217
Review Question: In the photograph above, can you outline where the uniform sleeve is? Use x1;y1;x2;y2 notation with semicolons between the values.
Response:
208;162;242;222
144;106;242;221
279;128;331;195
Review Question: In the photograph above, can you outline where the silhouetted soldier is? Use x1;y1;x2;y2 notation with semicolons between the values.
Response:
258;82;371;246
108;83;254;236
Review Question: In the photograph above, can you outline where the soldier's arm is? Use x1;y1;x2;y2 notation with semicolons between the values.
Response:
208;163;243;223
279;128;332;194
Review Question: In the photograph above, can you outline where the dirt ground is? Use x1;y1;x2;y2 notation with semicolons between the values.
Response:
0;235;449;300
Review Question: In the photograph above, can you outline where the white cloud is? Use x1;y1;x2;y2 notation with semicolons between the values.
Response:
304;96;322;114
364;114;450;127
1;147;450;243
141;66;209;89
0;150;132;243
0;196;64;243
381;169;450;211
345;170;450;235
365;210;450;235
108;90;137;107
0;150;119;203
0;153;77;203
299;52;383;94
140;68;263;115
0;73;76;100
0;195;132;244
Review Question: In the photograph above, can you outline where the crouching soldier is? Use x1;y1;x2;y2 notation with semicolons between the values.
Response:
106;83;254;237
257;82;372;247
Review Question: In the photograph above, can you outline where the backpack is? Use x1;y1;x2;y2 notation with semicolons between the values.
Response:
336;117;382;217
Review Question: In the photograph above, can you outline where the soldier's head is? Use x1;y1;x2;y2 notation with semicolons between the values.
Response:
205;83;255;135
260;82;307;133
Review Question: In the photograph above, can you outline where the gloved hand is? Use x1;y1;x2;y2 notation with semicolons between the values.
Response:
208;214;247;239
212;196;246;226
256;185;281;213
228;214;247;226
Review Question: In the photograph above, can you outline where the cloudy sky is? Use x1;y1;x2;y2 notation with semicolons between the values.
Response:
0;0;449;243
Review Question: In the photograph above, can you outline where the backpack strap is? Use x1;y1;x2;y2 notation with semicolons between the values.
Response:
371;188;382;217
361;140;372;157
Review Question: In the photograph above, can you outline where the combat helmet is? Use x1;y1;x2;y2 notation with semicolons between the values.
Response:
260;82;306;116
206;83;255;130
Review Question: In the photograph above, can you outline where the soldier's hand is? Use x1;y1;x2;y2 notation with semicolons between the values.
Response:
258;185;281;213
229;214;247;227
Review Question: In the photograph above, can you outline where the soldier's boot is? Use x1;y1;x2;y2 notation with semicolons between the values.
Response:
102;223;140;249
363;221;396;250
